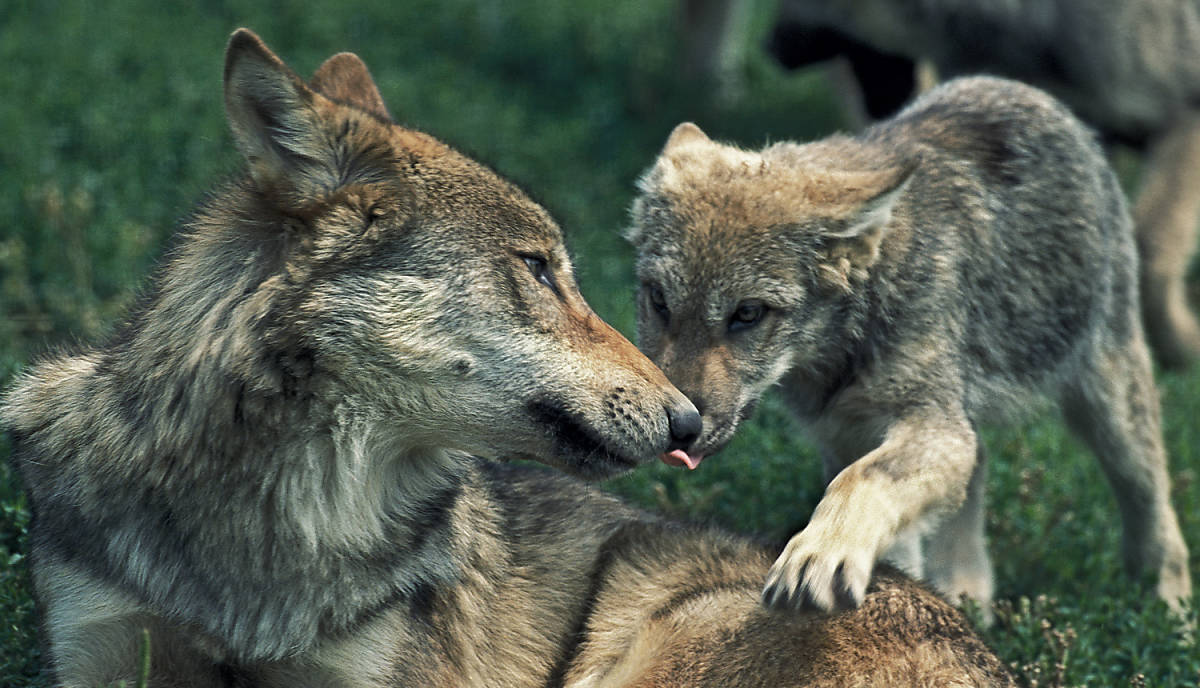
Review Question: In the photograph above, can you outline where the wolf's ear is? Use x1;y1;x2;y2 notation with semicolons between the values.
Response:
223;29;334;195
310;52;391;121
662;122;711;154
817;163;916;291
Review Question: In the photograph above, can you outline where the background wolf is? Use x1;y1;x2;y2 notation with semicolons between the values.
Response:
767;0;1200;370
0;29;1012;687
629;77;1192;617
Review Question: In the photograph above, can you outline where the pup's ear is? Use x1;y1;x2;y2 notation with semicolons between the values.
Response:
310;52;391;121
817;163;916;291
662;122;711;154
627;122;719;246
223;29;335;196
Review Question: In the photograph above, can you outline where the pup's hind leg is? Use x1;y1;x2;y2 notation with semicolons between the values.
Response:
1134;112;1200;369
1060;336;1191;611
924;441;993;620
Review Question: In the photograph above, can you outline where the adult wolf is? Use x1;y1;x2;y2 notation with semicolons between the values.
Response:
629;78;1192;616
0;29;1012;687
768;0;1200;369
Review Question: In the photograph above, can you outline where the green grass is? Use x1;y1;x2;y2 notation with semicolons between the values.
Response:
1;1;1199;685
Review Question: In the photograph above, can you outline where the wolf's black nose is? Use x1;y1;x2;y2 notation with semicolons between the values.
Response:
666;404;703;452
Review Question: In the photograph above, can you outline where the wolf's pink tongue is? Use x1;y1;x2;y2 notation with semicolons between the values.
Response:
660;449;703;470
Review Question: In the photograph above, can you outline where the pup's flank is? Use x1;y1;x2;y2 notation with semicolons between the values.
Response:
630;77;1191;615
1;30;1012;687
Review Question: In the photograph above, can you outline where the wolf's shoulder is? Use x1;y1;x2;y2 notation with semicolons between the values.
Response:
877;75;1087;146
862;75;1102;187
903;76;1070;121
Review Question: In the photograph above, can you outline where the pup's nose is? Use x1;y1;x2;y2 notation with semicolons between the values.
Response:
666;403;703;452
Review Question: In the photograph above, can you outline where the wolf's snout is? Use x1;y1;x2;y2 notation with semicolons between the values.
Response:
666;404;702;452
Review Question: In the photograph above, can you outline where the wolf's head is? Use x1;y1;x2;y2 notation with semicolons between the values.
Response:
186;30;701;480
627;123;914;464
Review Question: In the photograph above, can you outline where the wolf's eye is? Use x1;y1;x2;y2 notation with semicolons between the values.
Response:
647;284;670;322
728;300;766;333
522;255;559;294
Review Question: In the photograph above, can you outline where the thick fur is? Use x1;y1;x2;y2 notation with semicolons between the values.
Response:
629;77;1192;616
768;0;1200;368
0;30;1012;687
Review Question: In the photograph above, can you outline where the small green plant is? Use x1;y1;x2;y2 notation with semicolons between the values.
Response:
989;596;1078;688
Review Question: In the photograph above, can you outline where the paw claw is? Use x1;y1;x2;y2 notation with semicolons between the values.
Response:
762;533;873;613
761;567;798;610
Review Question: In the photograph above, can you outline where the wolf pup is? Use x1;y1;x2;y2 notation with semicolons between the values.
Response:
1;30;1013;687
629;77;1192;616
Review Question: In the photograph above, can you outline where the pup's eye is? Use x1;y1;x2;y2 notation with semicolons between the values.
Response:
728;300;766;333
522;255;559;293
647;284;670;322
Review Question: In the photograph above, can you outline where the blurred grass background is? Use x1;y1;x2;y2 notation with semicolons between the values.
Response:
1;0;1199;685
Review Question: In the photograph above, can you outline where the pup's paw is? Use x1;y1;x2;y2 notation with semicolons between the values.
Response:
760;530;875;612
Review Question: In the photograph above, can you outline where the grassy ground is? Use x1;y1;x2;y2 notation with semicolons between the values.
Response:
2;1;1199;685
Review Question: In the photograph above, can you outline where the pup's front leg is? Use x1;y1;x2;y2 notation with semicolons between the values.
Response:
761;414;977;611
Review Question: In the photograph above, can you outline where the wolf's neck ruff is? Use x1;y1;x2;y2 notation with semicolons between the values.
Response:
10;336;476;660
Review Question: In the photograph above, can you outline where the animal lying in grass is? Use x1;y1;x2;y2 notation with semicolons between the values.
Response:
0;28;1013;687
629;77;1192;617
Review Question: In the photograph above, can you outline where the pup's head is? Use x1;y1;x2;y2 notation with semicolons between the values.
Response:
217;30;699;479
627;123;913;464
